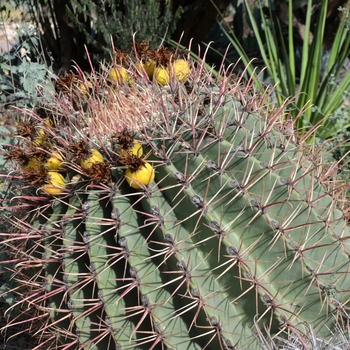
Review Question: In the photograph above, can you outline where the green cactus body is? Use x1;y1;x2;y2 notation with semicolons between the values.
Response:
1;53;350;350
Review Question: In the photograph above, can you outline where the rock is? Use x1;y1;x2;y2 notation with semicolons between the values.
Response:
0;22;19;53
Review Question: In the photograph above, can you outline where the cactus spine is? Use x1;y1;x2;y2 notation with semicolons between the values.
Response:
1;44;350;350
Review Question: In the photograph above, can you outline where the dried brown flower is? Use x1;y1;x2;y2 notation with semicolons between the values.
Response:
22;168;47;185
112;129;135;151
17;121;37;138
113;49;131;67
83;162;112;184
118;154;144;171
69;140;91;162
5;147;30;166
55;72;79;94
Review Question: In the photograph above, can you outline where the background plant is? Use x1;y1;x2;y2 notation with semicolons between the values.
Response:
5;0;236;72
208;0;350;139
167;0;350;193
0;22;55;108
5;0;181;72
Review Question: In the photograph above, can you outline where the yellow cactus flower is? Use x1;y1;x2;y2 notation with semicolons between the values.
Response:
34;129;47;146
125;162;155;189
143;60;156;79
80;149;104;170
41;171;66;196
23;157;44;171
78;81;93;95
43;117;53;126
136;60;156;79
154;67;170;86
171;59;190;82
45;151;64;171
119;140;143;158
109;66;130;84
33;119;53;146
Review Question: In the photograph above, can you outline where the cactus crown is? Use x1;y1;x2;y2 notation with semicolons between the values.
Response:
1;43;350;350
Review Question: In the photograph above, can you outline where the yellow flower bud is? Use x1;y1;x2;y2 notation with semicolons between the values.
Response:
41;171;66;196
119;140;143;158
23;157;44;171
109;66;130;84
78;81;93;95
154;67;170;86
45;151;64;171
143;60;156;79
80;149;104;170
33;129;47;146
171;59;190;82
125;162;155;189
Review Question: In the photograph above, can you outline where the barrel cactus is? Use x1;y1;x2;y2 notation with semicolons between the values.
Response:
1;43;350;350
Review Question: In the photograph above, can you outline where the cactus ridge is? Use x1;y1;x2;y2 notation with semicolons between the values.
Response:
1;47;350;350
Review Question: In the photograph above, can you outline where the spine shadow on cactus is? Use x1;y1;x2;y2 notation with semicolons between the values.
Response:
1;43;350;350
